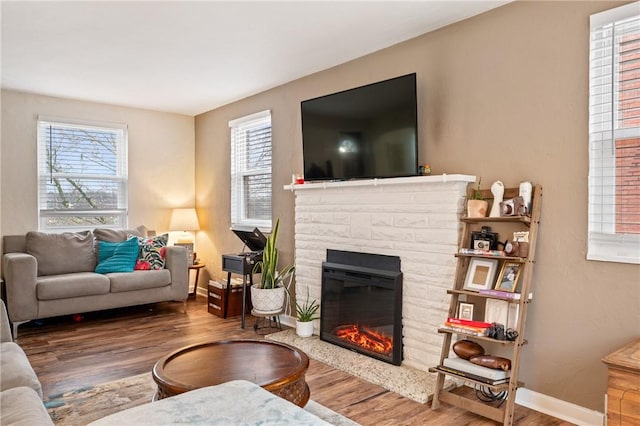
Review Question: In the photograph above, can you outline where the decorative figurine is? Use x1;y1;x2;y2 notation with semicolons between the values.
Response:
519;181;532;214
489;180;504;217
418;164;431;176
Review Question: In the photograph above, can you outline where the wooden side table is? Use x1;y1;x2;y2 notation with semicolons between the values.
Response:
188;264;205;297
602;338;640;425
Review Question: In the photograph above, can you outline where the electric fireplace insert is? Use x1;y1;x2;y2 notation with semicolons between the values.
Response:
320;249;403;365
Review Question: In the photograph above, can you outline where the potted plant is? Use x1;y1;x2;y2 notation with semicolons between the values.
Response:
467;178;488;218
250;219;295;313
294;293;319;337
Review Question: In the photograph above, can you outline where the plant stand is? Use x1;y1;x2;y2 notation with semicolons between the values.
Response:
252;308;283;335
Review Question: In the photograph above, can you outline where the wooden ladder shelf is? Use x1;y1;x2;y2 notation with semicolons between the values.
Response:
430;184;542;426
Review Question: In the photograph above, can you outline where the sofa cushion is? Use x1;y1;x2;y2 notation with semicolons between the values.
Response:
26;231;95;276
93;226;147;243
95;238;139;274
0;342;43;398
2;235;27;255
108;270;172;293
37;272;110;300
131;234;168;270
0;386;53;426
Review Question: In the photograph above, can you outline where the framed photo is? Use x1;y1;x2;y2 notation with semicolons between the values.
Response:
484;299;519;328
495;261;523;292
457;302;474;321
463;258;499;291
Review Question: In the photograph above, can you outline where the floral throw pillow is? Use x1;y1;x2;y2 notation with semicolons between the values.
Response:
129;233;168;270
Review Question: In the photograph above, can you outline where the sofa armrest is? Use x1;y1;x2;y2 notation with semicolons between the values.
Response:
1;300;12;343
164;246;188;299
2;253;38;323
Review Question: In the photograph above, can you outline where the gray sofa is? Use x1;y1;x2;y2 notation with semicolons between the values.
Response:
0;299;53;425
2;228;189;336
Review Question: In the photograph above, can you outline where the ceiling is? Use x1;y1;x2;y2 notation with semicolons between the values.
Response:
1;1;510;116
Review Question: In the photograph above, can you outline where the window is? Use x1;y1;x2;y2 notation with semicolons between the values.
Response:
37;117;128;232
229;110;272;230
589;3;640;264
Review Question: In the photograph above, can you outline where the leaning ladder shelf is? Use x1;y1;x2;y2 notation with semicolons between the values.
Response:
430;184;542;426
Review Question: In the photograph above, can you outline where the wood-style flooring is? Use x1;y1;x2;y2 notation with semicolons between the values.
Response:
16;298;573;425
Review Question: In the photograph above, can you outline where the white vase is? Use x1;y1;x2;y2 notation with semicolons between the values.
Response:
250;285;285;313
296;320;314;337
489;181;504;217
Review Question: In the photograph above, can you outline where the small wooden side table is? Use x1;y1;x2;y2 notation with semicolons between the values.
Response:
188;264;205;297
602;338;640;425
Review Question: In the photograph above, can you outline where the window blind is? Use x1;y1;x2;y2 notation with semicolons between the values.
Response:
37;117;128;231
230;110;272;230
588;2;640;264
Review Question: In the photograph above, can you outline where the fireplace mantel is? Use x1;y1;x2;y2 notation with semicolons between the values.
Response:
286;173;475;372
284;174;475;191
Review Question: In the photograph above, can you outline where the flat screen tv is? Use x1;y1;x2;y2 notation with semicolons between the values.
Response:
301;73;418;182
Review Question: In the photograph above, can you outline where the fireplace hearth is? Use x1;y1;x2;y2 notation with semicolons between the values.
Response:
320;249;403;365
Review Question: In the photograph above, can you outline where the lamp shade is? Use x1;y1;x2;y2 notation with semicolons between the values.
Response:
169;208;200;231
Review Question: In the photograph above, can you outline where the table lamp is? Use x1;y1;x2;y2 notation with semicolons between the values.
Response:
169;208;200;244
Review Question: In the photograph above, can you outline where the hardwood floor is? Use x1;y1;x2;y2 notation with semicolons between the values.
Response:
16;298;573;425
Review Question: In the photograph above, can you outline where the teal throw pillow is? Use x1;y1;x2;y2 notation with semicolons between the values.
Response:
95;237;139;274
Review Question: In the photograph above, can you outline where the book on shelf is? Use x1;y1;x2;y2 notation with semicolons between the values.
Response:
446;317;492;329
442;322;489;336
459;248;505;257
434;365;510;385
443;357;510;383
478;289;533;300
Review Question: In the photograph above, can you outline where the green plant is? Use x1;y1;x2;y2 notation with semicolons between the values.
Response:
295;294;319;322
469;178;485;200
253;219;295;289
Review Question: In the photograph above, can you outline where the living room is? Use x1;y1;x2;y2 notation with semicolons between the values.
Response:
2;1;639;425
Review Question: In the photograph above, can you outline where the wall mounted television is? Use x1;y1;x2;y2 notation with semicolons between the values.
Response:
301;73;418;182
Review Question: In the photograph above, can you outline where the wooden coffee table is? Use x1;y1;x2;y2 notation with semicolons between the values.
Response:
152;339;310;407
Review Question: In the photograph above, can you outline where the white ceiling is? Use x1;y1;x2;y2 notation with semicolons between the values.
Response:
1;1;510;116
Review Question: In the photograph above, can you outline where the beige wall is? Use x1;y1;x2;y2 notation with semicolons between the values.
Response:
1;90;196;235
195;1;639;411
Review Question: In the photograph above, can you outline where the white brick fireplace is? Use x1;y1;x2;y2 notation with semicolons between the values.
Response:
286;174;475;372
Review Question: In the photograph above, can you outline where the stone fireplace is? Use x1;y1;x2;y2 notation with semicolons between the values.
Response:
287;174;474;372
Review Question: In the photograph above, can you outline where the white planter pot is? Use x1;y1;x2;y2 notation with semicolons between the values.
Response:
296;320;314;337
250;285;285;313
467;199;489;218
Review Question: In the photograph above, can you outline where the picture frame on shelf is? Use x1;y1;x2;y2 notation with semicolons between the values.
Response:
463;258;499;292
484;298;508;325
485;299;519;329
457;302;474;321
495;261;524;292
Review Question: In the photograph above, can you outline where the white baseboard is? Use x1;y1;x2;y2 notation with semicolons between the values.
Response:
516;388;604;426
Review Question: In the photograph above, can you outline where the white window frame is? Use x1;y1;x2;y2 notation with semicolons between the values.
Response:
37;116;128;232
588;3;640;264
229;110;272;231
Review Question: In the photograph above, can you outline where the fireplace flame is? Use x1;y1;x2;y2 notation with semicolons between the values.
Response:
335;324;393;356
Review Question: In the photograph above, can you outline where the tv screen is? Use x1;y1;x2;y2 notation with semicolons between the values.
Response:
301;73;418;181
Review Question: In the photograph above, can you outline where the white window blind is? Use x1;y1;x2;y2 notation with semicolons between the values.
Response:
229;110;272;230
589;2;640;264
37;117;128;232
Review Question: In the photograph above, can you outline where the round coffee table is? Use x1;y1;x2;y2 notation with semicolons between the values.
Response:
152;339;310;407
